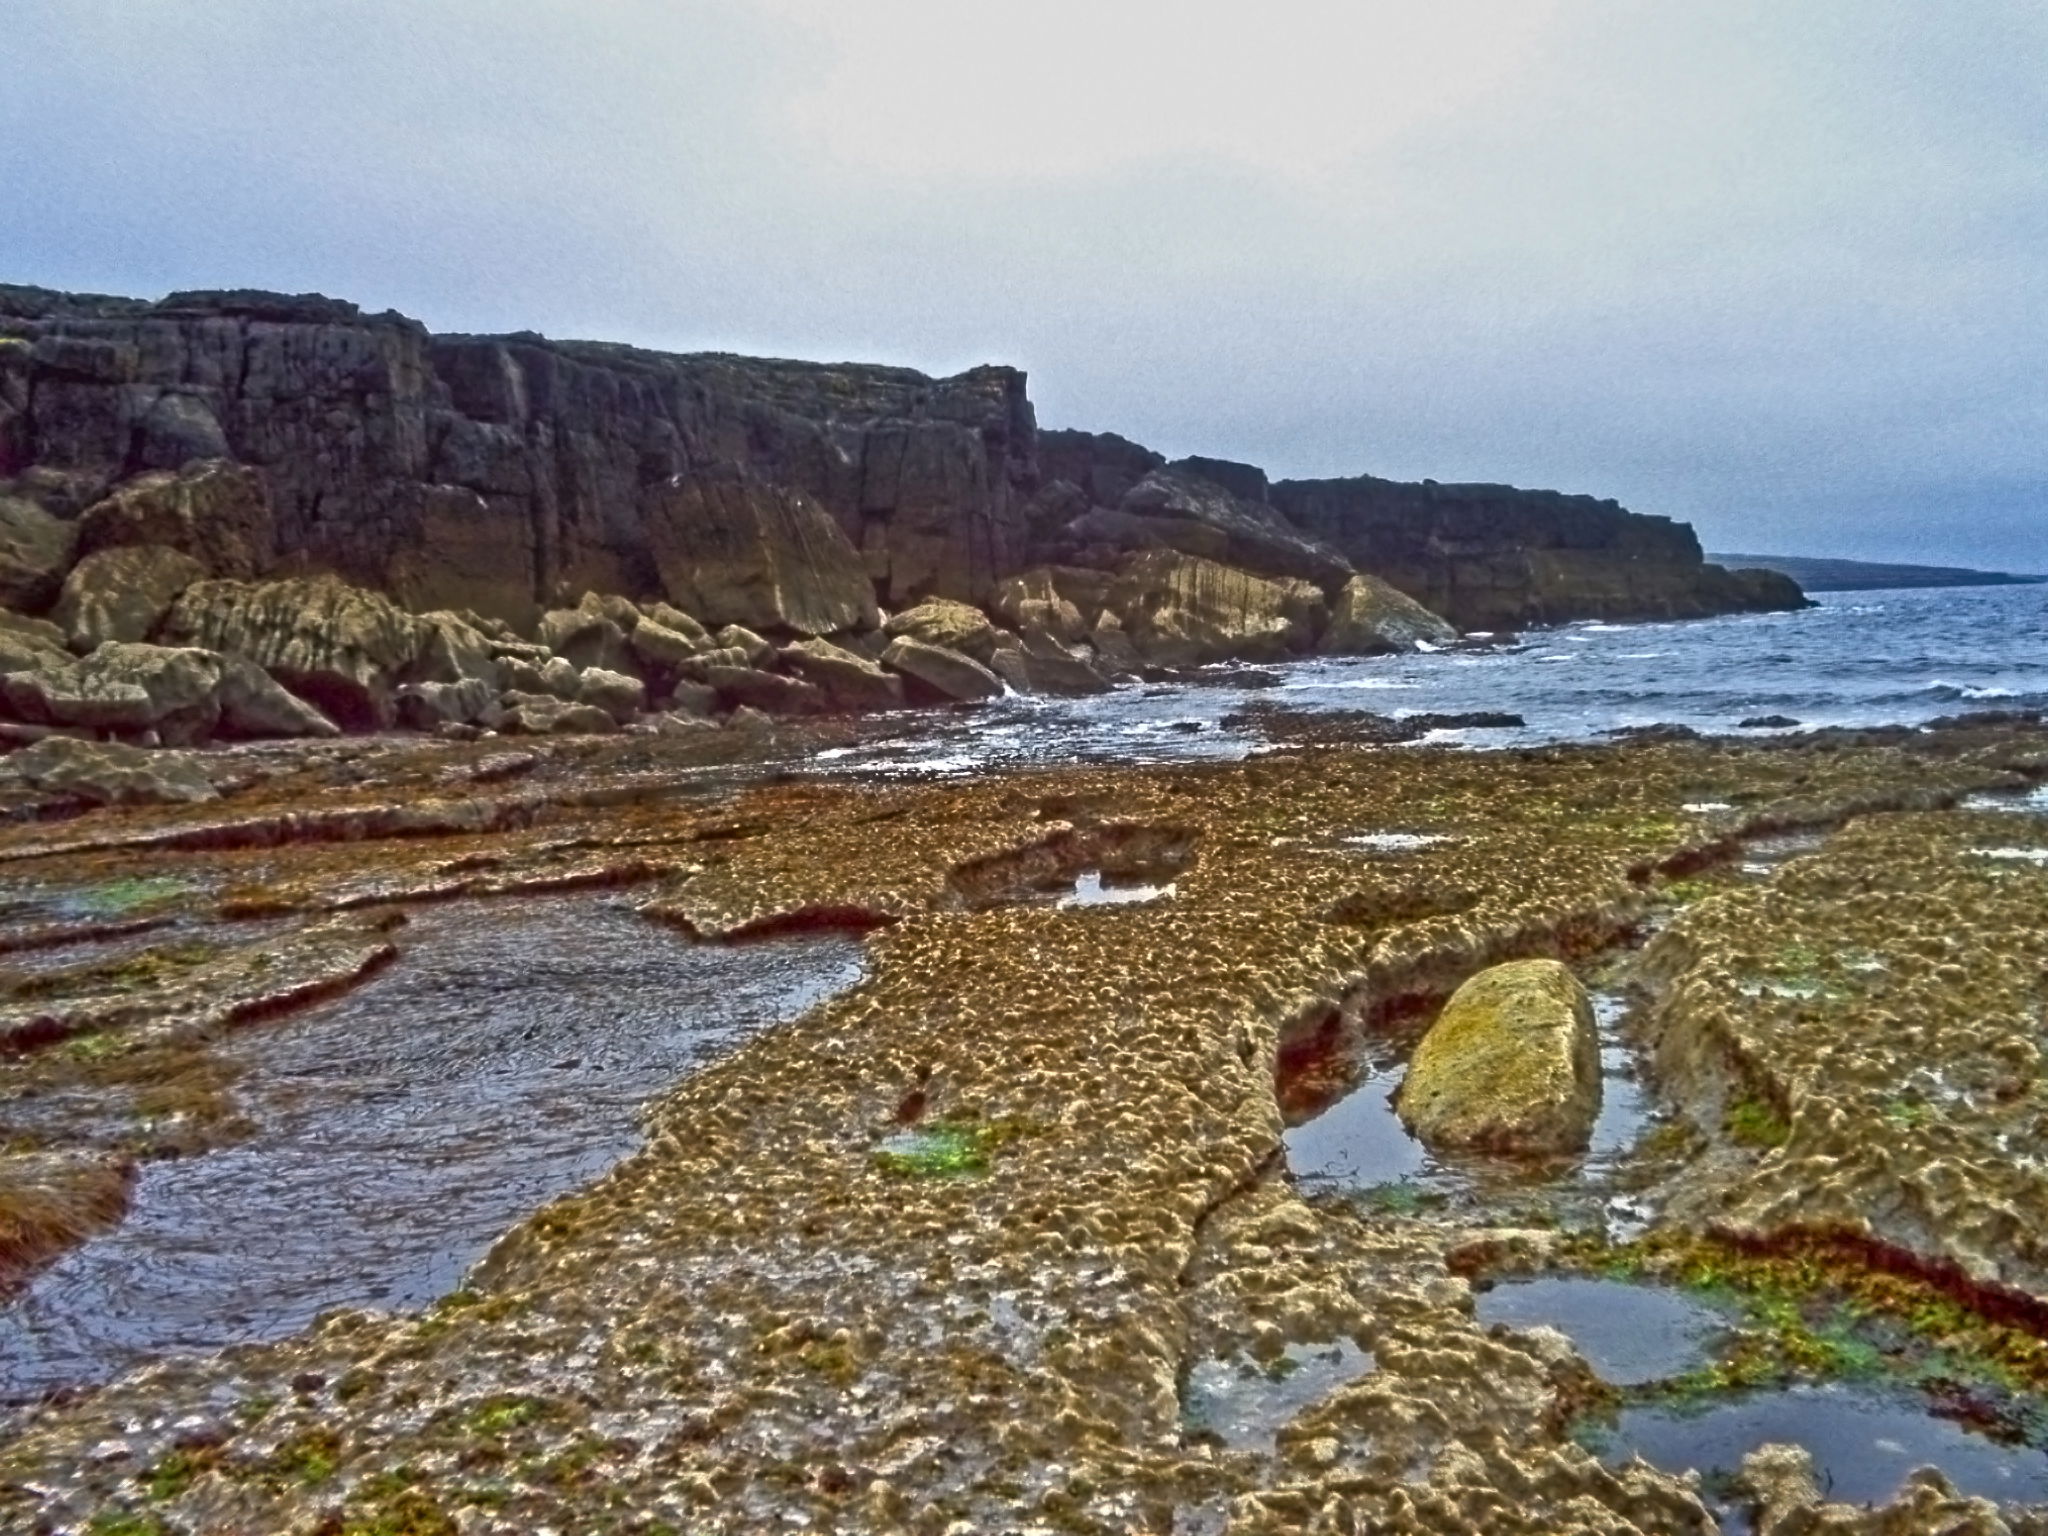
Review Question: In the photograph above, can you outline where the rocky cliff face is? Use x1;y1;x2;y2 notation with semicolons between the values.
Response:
0;281;1802;664
1272;474;1806;631
0;286;1034;626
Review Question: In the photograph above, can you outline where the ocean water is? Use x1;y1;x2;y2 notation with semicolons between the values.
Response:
825;584;2048;777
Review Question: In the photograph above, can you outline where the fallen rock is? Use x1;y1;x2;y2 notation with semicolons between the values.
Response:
0;494;78;613
1317;572;1458;655
700;664;826;717
216;657;339;738
989;567;1093;645
0;735;217;805
714;624;776;668
990;630;1112;696
1740;714;1801;729
629;616;709;672
1;643;221;742
881;636;1004;703
1078;467;1354;589
538;602;633;674
1396;959;1600;1154
1107;549;1324;666
0;611;72;675
160;575;426;730
778;638;906;712
73;460;274;579
52;544;208;650
395;678;497;731
500;697;619;735
650;463;879;637
884;599;999;664
576;666;647;723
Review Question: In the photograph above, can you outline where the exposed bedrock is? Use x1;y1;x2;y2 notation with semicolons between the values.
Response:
1272;472;1808;630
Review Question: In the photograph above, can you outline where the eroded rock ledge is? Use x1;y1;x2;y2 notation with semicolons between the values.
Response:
0;719;2040;1534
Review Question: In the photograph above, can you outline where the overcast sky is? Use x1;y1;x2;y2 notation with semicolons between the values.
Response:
8;1;2045;567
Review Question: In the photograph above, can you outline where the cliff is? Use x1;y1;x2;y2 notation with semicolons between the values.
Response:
0;285;1034;627
1273;474;1805;630
0;282;1802;655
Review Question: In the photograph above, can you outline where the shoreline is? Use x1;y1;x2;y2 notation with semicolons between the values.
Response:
1;718;2045;1531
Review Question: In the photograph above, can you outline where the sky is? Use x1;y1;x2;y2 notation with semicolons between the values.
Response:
6;0;2045;568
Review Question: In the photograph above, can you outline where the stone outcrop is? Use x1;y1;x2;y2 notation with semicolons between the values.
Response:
1070;467;1353;590
159;575;426;730
0;642;336;743
882;597;998;663
778;638;905;712
649;465;878;637
1;286;1034;623
52;544;207;650
1272;473;1807;630
1318;572;1458;655
0;494;76;612
880;636;1004;703
1105;549;1325;666
1395;959;1601;1153
72;460;274;579
0;735;217;805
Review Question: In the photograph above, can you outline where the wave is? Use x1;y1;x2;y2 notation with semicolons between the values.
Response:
1920;681;2018;701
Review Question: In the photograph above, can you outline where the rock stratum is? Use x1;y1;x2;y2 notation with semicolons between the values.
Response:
0;281;1804;748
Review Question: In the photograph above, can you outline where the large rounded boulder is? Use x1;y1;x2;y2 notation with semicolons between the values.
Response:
1395;959;1601;1154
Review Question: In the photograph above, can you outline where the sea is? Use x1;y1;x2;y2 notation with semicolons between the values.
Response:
824;583;2048;777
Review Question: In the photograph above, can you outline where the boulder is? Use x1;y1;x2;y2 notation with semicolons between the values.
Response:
1395;960;1601;1154
880;636;1004;703
883;599;998;663
673;646;757;683
73;460;274;579
538;603;633;674
52;544;208;650
1076;468;1353;590
700;664;826;717
537;656;582;699
395;679;498;731
1088;612;1142;677
500;697;619;735
629;616;708;672
642;602;711;646
993;630;1112;696
216;657;339;738
159;575;426;730
0;495;78;613
412;611;502;687
714;624;776;668
649;463;879;637
2;643;226;743
1318;573;1458;655
1106;550;1325;667
778;638;906;712
0;611;72;676
576;666;646;723
0;735;217;806
989;567;1090;645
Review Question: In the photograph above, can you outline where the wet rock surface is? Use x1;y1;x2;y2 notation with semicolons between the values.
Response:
0;720;2040;1532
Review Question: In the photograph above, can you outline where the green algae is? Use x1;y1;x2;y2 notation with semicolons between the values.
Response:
73;878;194;918
1724;1095;1789;1148
870;1117;1033;1178
1557;1233;2048;1447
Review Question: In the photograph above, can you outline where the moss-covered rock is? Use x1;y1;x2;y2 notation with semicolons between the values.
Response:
1396;959;1600;1153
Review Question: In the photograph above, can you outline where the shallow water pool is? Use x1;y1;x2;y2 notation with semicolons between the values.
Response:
0;896;865;1398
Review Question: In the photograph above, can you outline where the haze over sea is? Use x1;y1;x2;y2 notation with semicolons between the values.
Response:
832;583;2048;777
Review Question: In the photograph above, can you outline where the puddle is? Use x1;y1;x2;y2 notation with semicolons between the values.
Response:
0;896;865;1399
1341;832;1453;853
1282;990;1659;1227
1739;829;1830;878
1962;784;2048;813
1055;870;1175;907
1182;1338;1376;1452
1476;1277;1728;1385
1595;1382;2048;1521
1970;847;2048;865
1681;802;1736;814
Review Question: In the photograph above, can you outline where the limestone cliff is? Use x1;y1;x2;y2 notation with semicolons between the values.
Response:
0;285;1033;627
1271;473;1806;630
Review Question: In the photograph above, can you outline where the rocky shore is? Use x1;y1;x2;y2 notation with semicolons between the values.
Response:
0;710;2044;1533
0;283;1804;772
